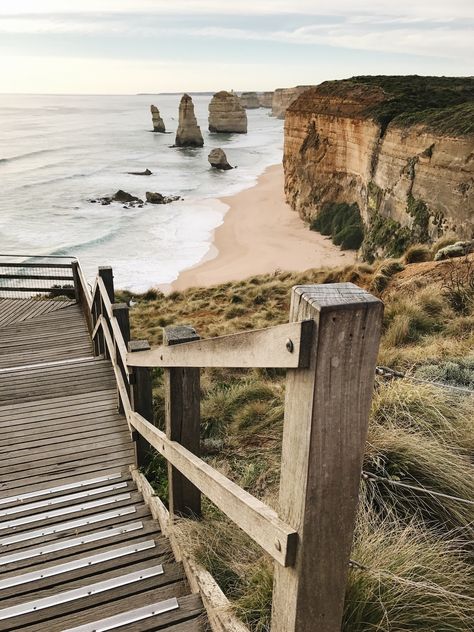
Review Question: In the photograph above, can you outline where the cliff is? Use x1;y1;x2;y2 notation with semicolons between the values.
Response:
272;86;314;119
150;105;165;132
259;92;273;108
284;77;474;259
209;91;247;133
239;92;260;109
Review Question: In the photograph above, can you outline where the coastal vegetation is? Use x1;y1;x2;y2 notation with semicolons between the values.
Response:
310;202;364;250
123;253;474;631
349;75;474;134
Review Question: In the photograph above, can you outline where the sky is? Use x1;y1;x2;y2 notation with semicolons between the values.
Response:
0;1;472;94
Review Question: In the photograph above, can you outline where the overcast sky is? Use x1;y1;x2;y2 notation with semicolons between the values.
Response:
0;1;472;94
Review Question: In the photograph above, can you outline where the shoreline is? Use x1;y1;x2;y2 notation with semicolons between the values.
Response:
170;163;355;291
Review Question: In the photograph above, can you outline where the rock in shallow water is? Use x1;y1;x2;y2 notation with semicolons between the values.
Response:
146;191;181;204
127;169;152;176
175;94;204;147
208;91;247;133
150;105;165;132
208;148;233;170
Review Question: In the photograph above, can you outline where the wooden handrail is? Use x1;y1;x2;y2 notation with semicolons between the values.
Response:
75;266;384;632
127;320;313;369
129;411;298;567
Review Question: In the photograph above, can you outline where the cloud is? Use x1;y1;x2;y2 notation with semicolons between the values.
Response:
1;0;474;19
2;10;471;61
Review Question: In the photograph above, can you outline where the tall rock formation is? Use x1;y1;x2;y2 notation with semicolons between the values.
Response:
175;94;204;147
283;77;474;260
208;91;247;133
272;86;315;119
150;105;165;132
259;92;273;108
239;92;260;109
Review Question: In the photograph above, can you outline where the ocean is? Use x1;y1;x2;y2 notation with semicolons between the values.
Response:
0;94;283;291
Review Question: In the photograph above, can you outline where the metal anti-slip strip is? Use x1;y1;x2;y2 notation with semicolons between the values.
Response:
0;473;123;506
0;539;156;590
63;597;179;632
0;493;132;531
0;482;128;517
0;506;137;546
0;521;144;566
0;564;164;619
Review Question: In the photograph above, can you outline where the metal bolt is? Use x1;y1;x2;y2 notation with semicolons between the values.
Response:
286;338;294;353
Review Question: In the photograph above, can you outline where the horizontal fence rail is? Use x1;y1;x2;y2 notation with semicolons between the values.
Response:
0;254;77;300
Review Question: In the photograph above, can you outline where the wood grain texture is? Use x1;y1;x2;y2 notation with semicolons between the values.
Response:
164;326;202;518
271;283;383;632
127;320;313;368
130;412;297;567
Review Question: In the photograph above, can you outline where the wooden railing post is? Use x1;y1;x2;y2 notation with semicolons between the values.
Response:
112;303;130;346
71;260;81;303
271;283;383;632
98;266;114;303
128;340;153;469
164;325;201;519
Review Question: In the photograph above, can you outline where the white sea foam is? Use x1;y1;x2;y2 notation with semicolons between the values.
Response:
0;93;283;291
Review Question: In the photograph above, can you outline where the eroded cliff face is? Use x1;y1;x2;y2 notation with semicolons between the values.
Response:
272;86;315;119
284;83;474;257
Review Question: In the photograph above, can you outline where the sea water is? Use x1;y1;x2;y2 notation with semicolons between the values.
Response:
0;94;283;291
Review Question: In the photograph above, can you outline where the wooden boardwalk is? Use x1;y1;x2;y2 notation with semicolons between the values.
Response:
0;298;204;631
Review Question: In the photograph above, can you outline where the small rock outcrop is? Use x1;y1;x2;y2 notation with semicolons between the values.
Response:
151;105;165;132
91;190;144;207
239;92;260;109
146;192;181;204
259;92;273;108
208;91;247;133
208;148;233;170
175;94;204;147
435;240;474;260
127;169;152;176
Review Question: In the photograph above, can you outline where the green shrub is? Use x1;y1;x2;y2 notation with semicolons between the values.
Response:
311;203;364;250
404;244;433;263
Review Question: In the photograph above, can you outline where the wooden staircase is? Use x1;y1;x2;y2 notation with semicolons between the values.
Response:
0;298;205;631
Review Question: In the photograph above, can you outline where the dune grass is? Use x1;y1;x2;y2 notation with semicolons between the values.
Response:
127;255;474;631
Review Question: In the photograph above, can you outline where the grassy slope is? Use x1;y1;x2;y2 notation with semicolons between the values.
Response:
122;255;474;631
349;75;474;134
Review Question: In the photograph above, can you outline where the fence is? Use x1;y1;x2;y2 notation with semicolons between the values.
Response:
0;254;77;300
73;264;384;632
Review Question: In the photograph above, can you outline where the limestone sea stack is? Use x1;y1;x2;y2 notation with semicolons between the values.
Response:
175;94;204;147
259;92;273;108
150;105;165;132
208;91;247;133
208;148;233;170
239;92;260;109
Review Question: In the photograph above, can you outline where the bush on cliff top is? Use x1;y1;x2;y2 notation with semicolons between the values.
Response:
348;75;474;134
310;202;364;250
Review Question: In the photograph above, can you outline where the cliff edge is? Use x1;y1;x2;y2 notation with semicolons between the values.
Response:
284;76;474;260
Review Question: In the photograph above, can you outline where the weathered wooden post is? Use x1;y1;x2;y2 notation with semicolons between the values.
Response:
71;260;81;304
128;340;153;469
164;326;201;518
113;303;130;414
98;266;114;303
271;283;383;632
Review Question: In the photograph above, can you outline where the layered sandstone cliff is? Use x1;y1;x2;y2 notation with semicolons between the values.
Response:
240;92;260;109
259;92;273;108
272;86;315;119
208;91;247;133
175;94;204;148
284;80;474;258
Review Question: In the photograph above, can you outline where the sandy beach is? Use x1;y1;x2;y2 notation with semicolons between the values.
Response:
172;163;355;291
